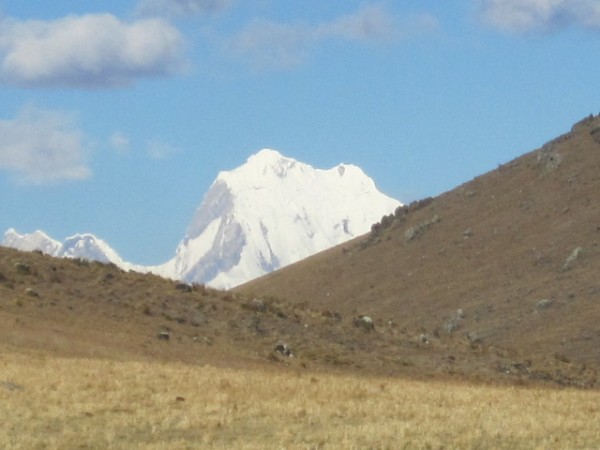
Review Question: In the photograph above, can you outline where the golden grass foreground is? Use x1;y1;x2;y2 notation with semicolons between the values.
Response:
1;350;600;449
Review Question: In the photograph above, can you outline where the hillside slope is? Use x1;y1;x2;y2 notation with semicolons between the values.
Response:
2;243;597;387
238;114;600;373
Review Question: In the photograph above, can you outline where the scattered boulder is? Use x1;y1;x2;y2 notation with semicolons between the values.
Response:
157;331;170;341
353;315;375;332
24;288;39;297
537;142;564;174
404;215;440;242
444;308;465;334
562;247;582;271
365;198;436;247
536;299;553;310
274;343;293;358
465;332;482;345
444;319;459;334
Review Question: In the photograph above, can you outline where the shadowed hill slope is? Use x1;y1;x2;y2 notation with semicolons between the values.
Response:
238;114;600;374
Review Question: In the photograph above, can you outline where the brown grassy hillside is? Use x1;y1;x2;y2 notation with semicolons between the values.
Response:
0;246;528;384
2;115;600;388
1;234;595;387
238;114;600;385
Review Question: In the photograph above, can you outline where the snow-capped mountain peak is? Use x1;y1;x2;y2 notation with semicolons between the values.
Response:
60;233;124;265
218;148;299;189
156;148;400;288
3;148;401;290
2;229;129;268
3;228;61;255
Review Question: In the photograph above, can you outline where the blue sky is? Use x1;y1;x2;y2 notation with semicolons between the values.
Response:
1;0;599;264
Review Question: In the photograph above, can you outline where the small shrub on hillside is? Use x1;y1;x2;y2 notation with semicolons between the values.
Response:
394;205;408;218
14;262;31;275
241;298;267;313
554;352;571;364
175;282;192;293
370;223;382;235
380;214;394;228
407;197;434;213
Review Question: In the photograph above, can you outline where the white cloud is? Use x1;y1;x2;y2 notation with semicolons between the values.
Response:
0;13;185;88
146;139;181;160
137;0;232;17
228;20;312;70
0;105;91;184
316;5;402;42
109;132;130;154
226;5;438;70
478;0;600;32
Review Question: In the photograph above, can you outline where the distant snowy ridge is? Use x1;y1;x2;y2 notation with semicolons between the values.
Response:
2;228;142;271
3;229;61;256
3;149;401;288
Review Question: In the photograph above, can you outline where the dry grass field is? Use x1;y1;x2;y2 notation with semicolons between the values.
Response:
2;348;600;450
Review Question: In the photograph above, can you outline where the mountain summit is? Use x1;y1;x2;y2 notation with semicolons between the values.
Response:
3;149;400;288
156;149;400;288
